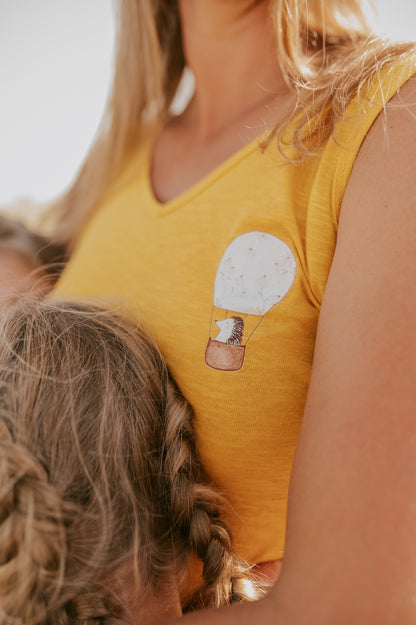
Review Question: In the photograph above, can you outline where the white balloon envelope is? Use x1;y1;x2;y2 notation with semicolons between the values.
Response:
214;232;296;316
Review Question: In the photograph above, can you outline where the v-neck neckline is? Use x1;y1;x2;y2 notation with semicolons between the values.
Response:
143;130;270;216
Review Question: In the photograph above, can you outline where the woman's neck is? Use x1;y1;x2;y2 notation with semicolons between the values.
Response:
151;0;293;204
177;0;289;140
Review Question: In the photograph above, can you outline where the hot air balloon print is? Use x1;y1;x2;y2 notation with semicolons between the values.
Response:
205;232;296;371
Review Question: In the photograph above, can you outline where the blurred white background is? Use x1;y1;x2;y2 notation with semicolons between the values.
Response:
0;0;114;212
0;0;415;211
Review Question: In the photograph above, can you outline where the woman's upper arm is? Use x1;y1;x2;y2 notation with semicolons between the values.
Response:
271;78;416;624
170;80;416;625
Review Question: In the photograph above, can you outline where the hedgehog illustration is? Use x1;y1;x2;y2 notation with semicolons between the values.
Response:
214;316;245;345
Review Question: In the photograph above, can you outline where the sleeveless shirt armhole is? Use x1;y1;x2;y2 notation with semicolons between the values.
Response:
305;58;416;309
332;59;416;221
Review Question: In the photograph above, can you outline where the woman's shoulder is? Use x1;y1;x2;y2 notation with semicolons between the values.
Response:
316;59;416;226
344;70;416;215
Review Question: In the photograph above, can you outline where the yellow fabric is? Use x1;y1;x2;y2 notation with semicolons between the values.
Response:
55;62;415;565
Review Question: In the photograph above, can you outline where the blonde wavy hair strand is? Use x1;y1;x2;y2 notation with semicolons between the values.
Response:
50;0;416;247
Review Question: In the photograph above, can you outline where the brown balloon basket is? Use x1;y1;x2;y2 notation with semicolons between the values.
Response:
205;338;246;372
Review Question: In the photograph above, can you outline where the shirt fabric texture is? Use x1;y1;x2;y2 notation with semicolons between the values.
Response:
55;61;415;565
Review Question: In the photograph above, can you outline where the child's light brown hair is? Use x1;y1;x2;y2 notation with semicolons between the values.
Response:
0;214;67;281
0;300;256;624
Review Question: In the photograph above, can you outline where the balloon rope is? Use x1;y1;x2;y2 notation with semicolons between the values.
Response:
209;306;214;339
245;316;265;345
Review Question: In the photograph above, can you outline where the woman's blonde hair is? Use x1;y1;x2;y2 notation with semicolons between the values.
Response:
52;0;416;247
0;300;256;624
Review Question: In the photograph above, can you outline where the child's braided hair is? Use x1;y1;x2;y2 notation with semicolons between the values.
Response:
0;299;259;624
161;384;257;610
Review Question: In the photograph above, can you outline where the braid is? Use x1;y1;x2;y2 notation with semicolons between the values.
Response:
0;300;260;622
161;381;260;609
0;422;123;625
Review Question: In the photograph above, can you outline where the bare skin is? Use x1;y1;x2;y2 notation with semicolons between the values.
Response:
109;559;182;625
148;0;416;623
151;0;294;204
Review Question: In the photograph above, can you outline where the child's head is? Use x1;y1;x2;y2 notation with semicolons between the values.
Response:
0;215;66;308
0;300;255;624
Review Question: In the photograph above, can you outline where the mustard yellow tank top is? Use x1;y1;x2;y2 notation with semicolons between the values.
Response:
55;63;415;564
